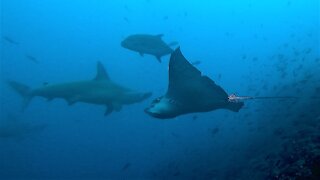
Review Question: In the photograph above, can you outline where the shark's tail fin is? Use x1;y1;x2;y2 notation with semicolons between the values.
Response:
7;80;33;110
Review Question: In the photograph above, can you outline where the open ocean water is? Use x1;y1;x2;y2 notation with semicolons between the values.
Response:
0;0;319;179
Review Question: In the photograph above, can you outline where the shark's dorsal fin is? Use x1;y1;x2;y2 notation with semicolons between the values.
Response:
94;61;110;81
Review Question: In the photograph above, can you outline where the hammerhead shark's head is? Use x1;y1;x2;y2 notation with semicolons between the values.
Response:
145;47;244;119
8;62;152;116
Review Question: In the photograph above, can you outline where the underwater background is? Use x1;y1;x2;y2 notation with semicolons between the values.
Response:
0;0;319;179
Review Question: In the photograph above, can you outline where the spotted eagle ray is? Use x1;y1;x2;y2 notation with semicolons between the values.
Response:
7;62;152;116
144;47;244;119
145;47;296;119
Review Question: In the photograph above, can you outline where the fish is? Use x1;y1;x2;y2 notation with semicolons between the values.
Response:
121;163;131;171
7;61;152;116
123;17;130;23
171;132;180;138
173;171;180;176
121;34;177;63
2;36;19;45
144;47;243;119
25;54;39;64
209;127;220;136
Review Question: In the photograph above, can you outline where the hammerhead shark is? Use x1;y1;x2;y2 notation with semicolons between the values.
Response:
7;62;152;116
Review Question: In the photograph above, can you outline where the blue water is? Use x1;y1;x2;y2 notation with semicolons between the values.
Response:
1;0;319;179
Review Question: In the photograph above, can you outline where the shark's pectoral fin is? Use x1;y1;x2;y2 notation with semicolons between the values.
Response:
112;102;122;112
156;56;162;63
105;105;113;116
46;97;54;102
104;103;122;116
66;97;79;106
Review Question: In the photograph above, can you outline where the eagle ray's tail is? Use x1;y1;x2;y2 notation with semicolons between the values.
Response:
228;94;298;103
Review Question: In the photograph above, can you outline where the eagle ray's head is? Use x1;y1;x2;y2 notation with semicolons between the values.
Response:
144;96;182;119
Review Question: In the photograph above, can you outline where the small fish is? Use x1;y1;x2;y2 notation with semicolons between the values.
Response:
287;1;292;6
171;132;180;138
278;54;284;60
273;128;285;136
2;36;19;45
209;127;219;136
173;171;180;176
124;5;130;12
252;57;259;61
283;43;289;48
183;12;188;17
123;17;130;23
304;48;312;54
25;54;39;64
121;163;131;171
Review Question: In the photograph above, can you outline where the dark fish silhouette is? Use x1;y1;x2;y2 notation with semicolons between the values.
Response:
7;62;152;116
144;47;244;119
209;127;220;136
123;17;130;23
2;36;19;45
25;54;39;64
121;34;177;62
121;163;131;171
